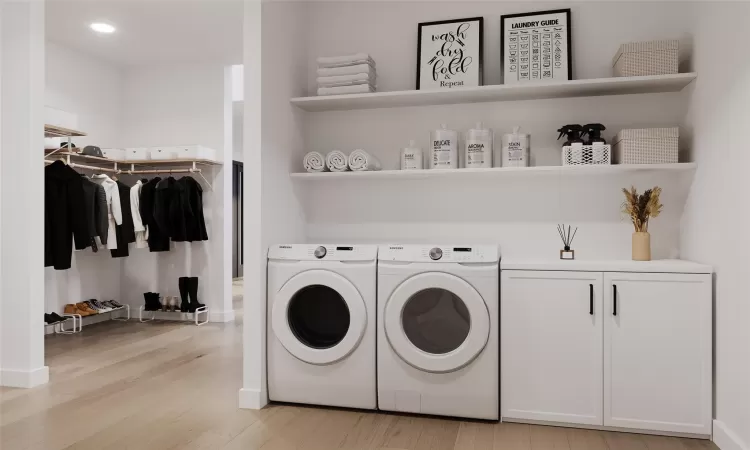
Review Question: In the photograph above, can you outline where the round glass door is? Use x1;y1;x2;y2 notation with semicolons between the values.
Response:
384;272;489;373
288;285;350;349
273;270;366;365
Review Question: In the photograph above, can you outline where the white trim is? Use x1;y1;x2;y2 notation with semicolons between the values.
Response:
0;366;49;388
209;310;236;323
714;420;749;450
239;387;268;410
502;417;711;440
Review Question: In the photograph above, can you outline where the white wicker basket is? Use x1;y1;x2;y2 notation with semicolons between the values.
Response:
612;40;678;77
562;144;611;166
613;127;678;164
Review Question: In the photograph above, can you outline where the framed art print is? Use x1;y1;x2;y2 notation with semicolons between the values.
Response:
501;9;571;84
417;17;483;90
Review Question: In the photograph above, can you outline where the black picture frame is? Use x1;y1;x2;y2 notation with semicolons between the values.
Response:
500;9;572;83
417;17;484;90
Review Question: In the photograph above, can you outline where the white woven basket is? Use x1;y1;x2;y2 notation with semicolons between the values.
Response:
562;144;611;166
612;40;678;77
613;127;678;164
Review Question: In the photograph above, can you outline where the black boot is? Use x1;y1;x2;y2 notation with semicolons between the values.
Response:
179;277;190;312
187;277;205;313
143;292;152;311
145;292;161;311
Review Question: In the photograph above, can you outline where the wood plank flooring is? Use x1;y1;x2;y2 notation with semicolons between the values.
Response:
0;301;718;450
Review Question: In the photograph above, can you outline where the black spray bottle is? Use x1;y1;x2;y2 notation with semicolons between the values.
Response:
583;124;607;145
583;123;608;164
558;125;585;164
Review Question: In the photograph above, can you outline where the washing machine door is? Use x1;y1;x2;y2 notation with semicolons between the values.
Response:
272;269;367;365
384;272;490;374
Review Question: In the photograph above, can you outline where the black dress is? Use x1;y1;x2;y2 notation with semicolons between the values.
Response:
139;177;170;252
45;161;89;270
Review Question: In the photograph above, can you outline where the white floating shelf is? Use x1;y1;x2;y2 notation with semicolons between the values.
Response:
291;163;696;181
291;73;697;112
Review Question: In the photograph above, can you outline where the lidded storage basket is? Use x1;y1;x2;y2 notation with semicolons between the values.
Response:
613;127;678;164
612;40;678;77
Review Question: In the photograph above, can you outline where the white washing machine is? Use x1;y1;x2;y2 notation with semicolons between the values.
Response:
377;245;499;420
267;244;377;409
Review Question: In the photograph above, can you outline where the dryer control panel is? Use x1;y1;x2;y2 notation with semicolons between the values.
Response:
268;244;378;262
379;245;498;263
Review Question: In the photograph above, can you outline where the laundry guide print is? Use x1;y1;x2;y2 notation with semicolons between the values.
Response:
417;17;483;90
501;9;571;84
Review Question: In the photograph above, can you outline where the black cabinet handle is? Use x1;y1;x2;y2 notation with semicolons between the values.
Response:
613;285;618;316
589;284;594;315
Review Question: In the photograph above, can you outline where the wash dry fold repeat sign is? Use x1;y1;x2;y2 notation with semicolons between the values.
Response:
417;17;484;90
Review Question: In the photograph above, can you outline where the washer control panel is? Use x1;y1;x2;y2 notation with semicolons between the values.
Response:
268;244;378;262
379;245;498;263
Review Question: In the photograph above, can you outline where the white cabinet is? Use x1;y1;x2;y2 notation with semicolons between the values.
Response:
501;271;604;425
501;267;712;437
603;272;712;435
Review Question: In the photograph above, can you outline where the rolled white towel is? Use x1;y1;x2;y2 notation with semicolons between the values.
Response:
348;149;382;171
303;151;328;173
317;53;375;68
326;150;349;172
317;63;375;78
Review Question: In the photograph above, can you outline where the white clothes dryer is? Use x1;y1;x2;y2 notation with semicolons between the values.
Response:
267;244;377;409
377;245;499;420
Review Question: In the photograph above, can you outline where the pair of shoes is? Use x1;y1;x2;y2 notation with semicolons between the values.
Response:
143;292;161;312
160;296;179;312
101;300;122;310
44;313;68;325
108;300;124;308
88;300;113;313
64;303;96;316
179;277;205;313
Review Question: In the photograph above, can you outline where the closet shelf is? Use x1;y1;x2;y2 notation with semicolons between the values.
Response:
44;124;87;138
48;152;222;167
290;73;697;112
291;163;696;181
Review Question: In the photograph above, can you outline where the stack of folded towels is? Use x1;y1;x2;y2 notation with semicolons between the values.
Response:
317;53;376;96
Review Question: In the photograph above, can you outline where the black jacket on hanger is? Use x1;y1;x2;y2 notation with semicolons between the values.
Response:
173;176;208;242
140;177;170;252
80;177;109;249
110;181;136;258
45;161;89;270
154;177;178;239
94;183;108;245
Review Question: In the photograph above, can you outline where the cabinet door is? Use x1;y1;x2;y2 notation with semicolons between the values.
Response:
603;272;712;435
501;270;603;425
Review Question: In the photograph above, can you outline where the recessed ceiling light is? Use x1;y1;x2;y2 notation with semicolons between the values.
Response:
90;23;115;34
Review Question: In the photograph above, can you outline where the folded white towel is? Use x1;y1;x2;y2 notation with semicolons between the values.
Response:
348;149;382;172
319;80;376;88
326;150;349;172
317;53;375;68
303;151;328;173
317;63;375;78
317;73;375;86
318;84;376;96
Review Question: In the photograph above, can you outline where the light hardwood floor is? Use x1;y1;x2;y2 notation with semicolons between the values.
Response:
1;302;717;450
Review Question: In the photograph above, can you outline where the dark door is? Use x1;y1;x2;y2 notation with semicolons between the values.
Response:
232;161;243;278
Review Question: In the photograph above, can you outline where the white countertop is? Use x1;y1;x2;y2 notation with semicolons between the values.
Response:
500;259;712;274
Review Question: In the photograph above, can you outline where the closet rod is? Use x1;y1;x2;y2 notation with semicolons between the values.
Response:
44;159;120;173
125;168;213;190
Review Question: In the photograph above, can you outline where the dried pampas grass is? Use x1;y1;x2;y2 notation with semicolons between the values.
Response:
622;186;663;232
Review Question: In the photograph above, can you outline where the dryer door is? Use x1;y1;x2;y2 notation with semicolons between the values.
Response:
272;269;367;365
384;272;490;373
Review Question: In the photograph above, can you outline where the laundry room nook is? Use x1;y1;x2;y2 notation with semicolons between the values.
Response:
243;2;748;450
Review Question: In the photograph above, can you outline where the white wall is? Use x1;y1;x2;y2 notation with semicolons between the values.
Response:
119;63;234;322
681;3;750;450
44;42;124;316
232;101;243;162
45;42;123;148
241;0;308;409
297;1;694;260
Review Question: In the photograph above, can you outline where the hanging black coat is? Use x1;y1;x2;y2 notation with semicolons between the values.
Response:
80;177;109;250
110;181;136;258
45;161;89;270
153;177;178;239
174;176;208;242
139;177;170;252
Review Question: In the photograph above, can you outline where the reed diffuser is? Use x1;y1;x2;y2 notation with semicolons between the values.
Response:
557;224;578;260
622;186;663;261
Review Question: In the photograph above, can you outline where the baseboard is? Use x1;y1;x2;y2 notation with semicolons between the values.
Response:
209;310;236;323
714;420;749;450
0;366;49;388
503;418;710;440
239;388;268;410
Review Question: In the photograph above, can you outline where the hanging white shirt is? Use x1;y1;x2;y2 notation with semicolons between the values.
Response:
92;175;122;250
130;180;148;249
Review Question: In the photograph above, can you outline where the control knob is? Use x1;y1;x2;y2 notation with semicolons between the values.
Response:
314;246;327;259
429;247;443;260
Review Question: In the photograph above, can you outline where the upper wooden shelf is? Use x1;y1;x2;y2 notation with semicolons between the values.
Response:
46;152;222;166
44;124;87;138
290;73;697;112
